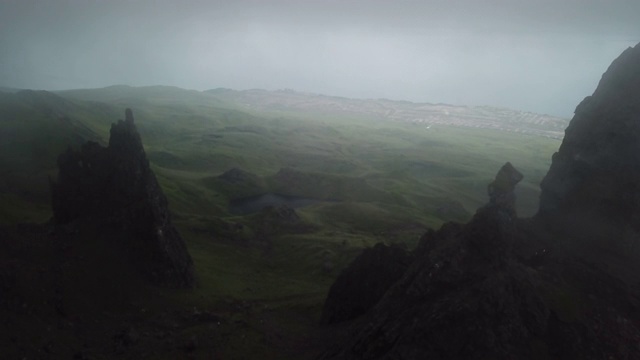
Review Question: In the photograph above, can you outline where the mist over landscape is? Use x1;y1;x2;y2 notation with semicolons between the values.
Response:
1;0;638;116
2;1;640;359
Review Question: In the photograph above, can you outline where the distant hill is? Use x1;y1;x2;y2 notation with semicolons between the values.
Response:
57;85;569;139
206;88;569;139
58;85;226;107
0;90;118;223
0;86;21;93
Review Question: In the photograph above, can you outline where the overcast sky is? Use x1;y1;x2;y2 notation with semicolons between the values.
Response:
1;0;638;116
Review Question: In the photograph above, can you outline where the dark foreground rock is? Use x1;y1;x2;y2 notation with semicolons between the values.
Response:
319;44;640;360
50;109;194;288
320;243;412;325
538;43;640;259
488;161;523;215
319;44;640;359
322;207;551;359
321;167;640;359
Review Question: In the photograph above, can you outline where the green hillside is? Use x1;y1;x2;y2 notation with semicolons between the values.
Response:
0;84;560;251
0;85;562;358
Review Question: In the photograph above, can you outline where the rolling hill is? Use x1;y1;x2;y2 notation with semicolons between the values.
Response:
0;83;566;359
206;88;569;139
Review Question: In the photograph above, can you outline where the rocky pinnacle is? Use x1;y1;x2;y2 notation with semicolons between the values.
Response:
50;109;195;288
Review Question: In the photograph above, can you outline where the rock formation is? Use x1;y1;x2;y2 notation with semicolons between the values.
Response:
538;43;640;258
321;162;640;359
50;109;195;288
488;161;523;215
320;166;549;359
319;43;640;360
320;243;412;325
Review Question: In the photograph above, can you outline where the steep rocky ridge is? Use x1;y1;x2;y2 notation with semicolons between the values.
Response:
320;43;640;359
538;43;640;260
50;109;194;288
321;165;640;360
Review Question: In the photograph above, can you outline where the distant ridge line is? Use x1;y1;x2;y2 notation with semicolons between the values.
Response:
14;84;568;139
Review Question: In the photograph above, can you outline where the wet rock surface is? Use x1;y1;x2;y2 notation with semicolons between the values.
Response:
488;161;523;215
50;109;194;288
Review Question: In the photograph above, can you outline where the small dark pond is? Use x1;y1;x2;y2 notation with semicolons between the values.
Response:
229;193;323;215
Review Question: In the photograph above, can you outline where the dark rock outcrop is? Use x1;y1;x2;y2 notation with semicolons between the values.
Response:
320;43;640;360
50;109;194;288
538;43;640;258
320;168;550;358
321;163;640;359
320;243;412;325
488;161;523;215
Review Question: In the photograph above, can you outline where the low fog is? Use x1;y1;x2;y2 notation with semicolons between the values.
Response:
1;0;638;116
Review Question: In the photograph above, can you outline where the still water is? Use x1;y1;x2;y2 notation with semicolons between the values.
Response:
228;193;323;215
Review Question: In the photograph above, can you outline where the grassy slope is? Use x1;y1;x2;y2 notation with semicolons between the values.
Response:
0;86;562;358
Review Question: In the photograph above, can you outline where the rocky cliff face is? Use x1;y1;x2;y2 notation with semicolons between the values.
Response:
319;44;640;357
539;43;640;258
320;159;640;359
50;109;195;288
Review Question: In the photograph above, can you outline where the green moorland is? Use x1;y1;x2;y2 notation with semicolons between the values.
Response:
0;85;563;358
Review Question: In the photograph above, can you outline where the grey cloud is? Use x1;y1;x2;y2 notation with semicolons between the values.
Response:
0;0;638;116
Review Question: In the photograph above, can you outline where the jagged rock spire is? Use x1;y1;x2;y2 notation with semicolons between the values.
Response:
319;44;640;360
487;162;523;215
50;109;195;288
125;107;134;123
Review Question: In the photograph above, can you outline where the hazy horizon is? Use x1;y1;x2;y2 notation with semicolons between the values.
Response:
1;0;638;117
